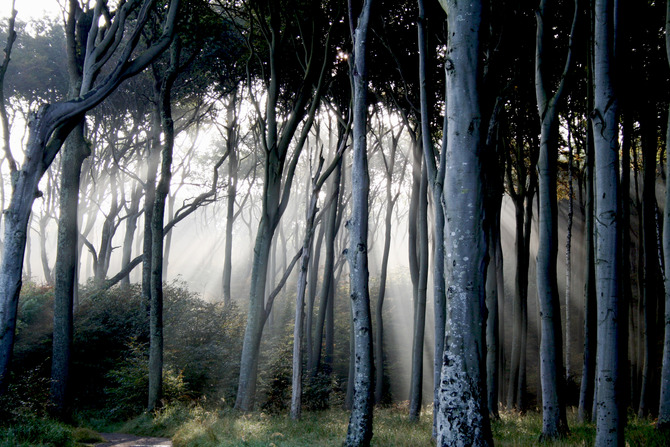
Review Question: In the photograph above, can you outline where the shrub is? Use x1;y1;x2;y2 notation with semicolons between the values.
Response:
105;339;188;420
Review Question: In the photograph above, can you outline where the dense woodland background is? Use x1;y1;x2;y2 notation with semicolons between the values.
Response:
0;0;669;446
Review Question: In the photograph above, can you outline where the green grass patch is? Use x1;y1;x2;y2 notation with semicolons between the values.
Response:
74;403;670;447
0;416;75;447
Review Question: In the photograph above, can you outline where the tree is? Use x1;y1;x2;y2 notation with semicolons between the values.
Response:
534;0;577;438
344;0;374;444
435;0;492;445
658;0;670;430
232;0;331;411
291;136;346;420
0;0;181;397
592;0;623;443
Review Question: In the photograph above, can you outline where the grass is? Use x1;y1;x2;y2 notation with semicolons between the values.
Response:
103;403;668;447
4;404;670;446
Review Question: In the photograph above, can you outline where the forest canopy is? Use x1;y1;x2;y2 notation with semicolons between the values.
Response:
0;0;669;446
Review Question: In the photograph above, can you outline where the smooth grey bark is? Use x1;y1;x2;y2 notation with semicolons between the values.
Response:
483;98;504;420
142;102;160;307
592;0;623;443
534;0;576;438
579;8;597;420
409;161;428;421
0;1;16;205
435;1;492;445
579;69;597;423
305;219;324;369
659;0;670;429
565;119;574;383
121;182;142;287
416;0;447;434
505;126;537;412
311;120;346;376
372;120;403;404
291;150;344;420
344;0;374;444
221;91;240;306
147;39;179;412
0;0;180;396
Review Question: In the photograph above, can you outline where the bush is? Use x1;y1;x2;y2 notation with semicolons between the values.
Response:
104;339;188;420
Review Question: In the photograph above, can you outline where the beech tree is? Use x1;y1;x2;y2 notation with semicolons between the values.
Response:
658;0;670;430
230;0;331;411
0;0;181;397
435;0;492;445
533;0;577;438
592;0;623;443
344;0;374;444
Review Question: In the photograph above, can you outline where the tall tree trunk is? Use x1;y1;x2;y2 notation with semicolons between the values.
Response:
50;121;89;416
290;151;342;420
344;0;374;444
409;151;428;421
235;1;326;409
638;109;660;418
416;2;447;432
50;1;91;415
592;0;623;443
311;147;344;376
290;192;318;421
148;40;179;412
565;118;574;383
374;137;399;404
579;6;598;420
658;0;670;429
534;0;576;438
435;1;492;445
142;104;160;307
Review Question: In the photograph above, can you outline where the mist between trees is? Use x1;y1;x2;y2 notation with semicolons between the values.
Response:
0;0;669;446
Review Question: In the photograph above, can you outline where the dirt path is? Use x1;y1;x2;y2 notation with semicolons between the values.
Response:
95;433;172;446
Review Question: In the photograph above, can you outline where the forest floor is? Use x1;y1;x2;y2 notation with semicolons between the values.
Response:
98;403;670;447
95;433;172;446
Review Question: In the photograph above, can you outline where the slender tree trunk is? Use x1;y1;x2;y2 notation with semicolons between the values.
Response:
121;183;142;287
148;40;179;412
638;110;660;418
311;155;344;375
565;119;574;383
409;164;428;420
579;8;598;420
374;162;395;404
416;2;447;431
658;0;670;429
534;0;576;437
290;193;318;421
592;0;623;443
435;1;492;445
50;121;88;416
344;1;374;444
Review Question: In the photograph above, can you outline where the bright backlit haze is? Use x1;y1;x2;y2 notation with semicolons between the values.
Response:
1;0;62;21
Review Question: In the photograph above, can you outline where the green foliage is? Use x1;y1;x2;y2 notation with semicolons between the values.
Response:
9;281;246;422
104;339;188;420
0;417;74;447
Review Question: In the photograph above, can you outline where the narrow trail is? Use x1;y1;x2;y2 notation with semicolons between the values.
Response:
95;433;172;446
